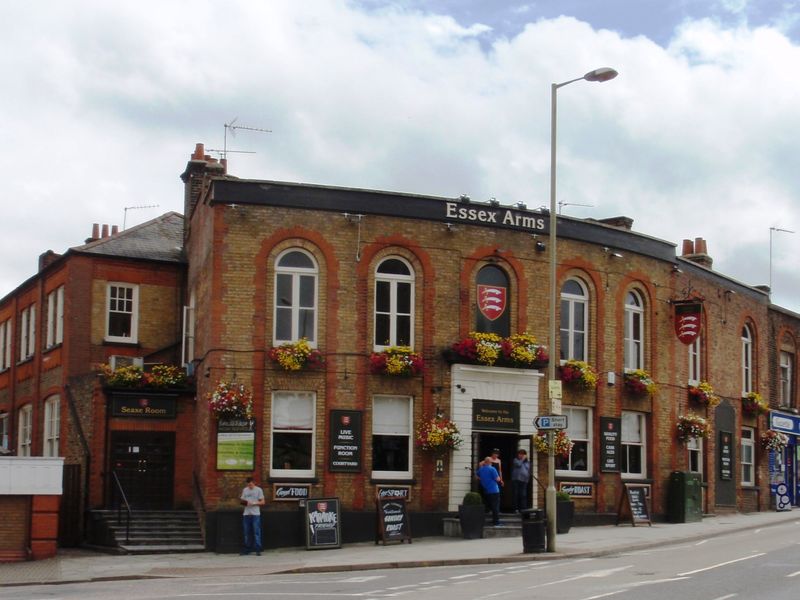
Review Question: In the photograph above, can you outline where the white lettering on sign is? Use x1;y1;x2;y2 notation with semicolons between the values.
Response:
445;203;546;232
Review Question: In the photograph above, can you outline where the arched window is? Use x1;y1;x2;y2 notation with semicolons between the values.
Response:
475;265;510;337
741;324;753;395
560;279;588;361
624;290;645;371
274;249;318;345
374;258;414;349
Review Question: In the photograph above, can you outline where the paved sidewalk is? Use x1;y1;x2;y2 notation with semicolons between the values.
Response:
1;510;797;587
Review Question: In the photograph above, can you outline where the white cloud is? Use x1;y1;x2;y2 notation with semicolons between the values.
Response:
1;1;799;311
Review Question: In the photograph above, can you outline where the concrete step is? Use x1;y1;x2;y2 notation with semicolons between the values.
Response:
118;543;207;555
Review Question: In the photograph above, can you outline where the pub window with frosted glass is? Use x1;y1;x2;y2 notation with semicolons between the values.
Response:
374;257;414;349
556;406;591;475
372;395;412;479
271;391;315;476
620;411;646;478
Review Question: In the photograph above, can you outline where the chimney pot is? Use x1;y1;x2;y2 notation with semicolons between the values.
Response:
101;224;109;238
92;223;100;240
681;239;694;255
694;237;707;254
193;143;205;160
111;225;119;235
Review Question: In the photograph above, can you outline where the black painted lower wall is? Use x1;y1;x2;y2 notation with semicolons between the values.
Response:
206;508;453;553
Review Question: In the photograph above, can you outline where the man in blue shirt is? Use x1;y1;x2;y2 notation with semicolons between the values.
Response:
476;456;502;526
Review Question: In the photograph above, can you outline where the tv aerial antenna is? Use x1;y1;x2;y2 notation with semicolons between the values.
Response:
216;117;272;160
558;200;594;214
123;204;160;230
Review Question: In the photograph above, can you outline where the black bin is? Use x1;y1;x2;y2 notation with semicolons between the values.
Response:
519;508;546;553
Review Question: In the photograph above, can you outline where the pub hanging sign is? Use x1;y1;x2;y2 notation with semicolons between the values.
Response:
673;300;703;345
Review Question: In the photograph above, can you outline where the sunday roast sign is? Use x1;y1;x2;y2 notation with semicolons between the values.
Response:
673;301;702;345
477;284;507;321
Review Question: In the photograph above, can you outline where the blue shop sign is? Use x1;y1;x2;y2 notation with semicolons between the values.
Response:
769;411;800;436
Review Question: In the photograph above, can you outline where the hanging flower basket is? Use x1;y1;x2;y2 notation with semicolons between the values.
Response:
761;429;789;452
533;430;573;458
559;360;599;389
688;381;720;408
370;346;424;376
676;413;710;441
100;363;188;389
207;381;253;419
624;369;657;396
742;392;768;416
268;338;325;371
447;332;548;368
415;415;462;453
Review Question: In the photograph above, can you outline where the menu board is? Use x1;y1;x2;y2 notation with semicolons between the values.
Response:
616;484;652;527
305;498;341;550
600;417;621;472
329;410;362;472
719;430;733;481
376;499;412;545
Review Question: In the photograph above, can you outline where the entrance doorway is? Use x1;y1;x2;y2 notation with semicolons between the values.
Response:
472;432;531;512
109;431;175;510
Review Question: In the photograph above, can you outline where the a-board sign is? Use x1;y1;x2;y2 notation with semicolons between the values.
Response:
376;485;411;501
616;484;652;527
329;410;362;472
600;417;621;472
375;498;412;545
273;483;310;501
304;497;341;550
719;430;733;481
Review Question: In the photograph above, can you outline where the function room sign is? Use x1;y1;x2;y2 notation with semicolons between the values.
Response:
472;400;520;433
600;417;621;472
329;410;362;472
111;392;176;419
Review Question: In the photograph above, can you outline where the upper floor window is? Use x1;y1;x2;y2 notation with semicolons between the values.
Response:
182;291;196;366
779;351;793;407
374;258;414;349
688;337;701;385
621;411;646;478
556;406;591;476
274;250;318;345
560;278;588;362
0;318;11;370
17;404;32;457
0;412;8;452
741;324;753;395
475;265;510;337
43;395;60;457
45;286;64;349
19;304;36;361
271;390;315;477
106;284;139;343
624;291;644;371
741;427;755;486
372;395;412;479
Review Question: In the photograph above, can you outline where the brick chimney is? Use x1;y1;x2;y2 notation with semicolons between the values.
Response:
597;216;634;230
681;236;713;269
38;250;61;272
180;142;227;241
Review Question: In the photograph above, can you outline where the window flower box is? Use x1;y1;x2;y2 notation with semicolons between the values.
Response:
559;360;599;389
742;392;768;416
533;430;573;458
446;332;548;369
415;415;462;453
207;381;253;419
624;369;657;396
761;429;789;452
268;338;325;371
676;413;710;442
369;346;424;376
100;363;188;389
688;381;720;408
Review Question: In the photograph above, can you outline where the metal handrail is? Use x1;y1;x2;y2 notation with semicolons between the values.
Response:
111;471;132;543
192;470;206;514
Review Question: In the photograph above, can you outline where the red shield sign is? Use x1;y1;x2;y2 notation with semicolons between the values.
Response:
341;415;351;426
318;502;328;512
674;302;702;345
477;284;506;321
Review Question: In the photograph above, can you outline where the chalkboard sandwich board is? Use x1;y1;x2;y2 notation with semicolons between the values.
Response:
305;497;342;550
375;498;412;545
616;484;652;527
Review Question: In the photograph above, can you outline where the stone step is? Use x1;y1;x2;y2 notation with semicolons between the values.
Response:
118;544;207;555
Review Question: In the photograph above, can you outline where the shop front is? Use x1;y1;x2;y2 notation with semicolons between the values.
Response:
768;411;800;508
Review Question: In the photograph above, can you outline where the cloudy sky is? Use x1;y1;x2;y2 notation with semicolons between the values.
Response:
2;1;799;312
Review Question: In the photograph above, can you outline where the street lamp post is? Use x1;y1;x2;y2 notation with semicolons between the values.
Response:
546;67;617;552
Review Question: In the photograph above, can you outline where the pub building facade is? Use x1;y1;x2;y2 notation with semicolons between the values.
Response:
2;142;800;554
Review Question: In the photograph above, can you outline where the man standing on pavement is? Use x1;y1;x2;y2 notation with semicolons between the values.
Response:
511;448;531;513
477;456;502;526
240;477;265;555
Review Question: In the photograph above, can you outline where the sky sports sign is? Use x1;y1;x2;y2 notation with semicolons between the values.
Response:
445;202;546;232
